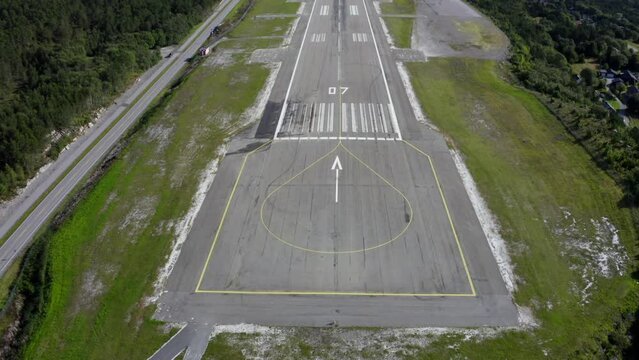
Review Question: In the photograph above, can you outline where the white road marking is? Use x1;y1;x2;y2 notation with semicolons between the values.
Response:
352;33;368;42
379;104;388;133
361;0;402;140
274;0;318;139
328;103;334;132
369;103;378;133
360;103;368;132
278;136;396;141
350;5;359;15
311;33;326;42
351;103;357;132
302;104;310;132
342;103;348;132
318;103;325;132
331;155;342;203
320;5;329;15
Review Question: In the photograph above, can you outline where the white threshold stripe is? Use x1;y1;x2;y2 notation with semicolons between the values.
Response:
351;103;357;132
276;136;396;141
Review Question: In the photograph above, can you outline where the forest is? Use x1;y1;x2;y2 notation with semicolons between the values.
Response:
0;0;217;199
468;0;639;203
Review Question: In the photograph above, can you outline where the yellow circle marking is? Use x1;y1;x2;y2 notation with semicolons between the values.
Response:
259;143;413;254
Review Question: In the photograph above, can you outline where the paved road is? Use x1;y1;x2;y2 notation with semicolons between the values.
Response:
0;0;240;277
158;0;517;328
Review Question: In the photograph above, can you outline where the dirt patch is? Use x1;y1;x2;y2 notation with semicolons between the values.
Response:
413;0;509;60
119;195;159;239
203;49;242;68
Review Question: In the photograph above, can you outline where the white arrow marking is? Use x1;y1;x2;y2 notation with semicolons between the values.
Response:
331;155;343;203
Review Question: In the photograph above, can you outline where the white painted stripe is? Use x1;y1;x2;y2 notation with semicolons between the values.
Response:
360;103;368;132
379;104;388;133
320;5;329;15
302;104;309;133
363;33;368;42
273;0;318;139
287;103;297;132
361;0;402;140
322;33;326;42
369;103;377;133
319;103;325;132
277;136;397;141
352;33;356;42
328;103;334;132
370;103;378;133
351;103;357;132
342;103;348;132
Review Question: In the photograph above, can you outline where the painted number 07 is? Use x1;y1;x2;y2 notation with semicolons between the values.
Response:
328;87;348;95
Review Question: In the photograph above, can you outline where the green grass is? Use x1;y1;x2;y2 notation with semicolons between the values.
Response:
202;334;247;360
608;99;623;110
383;18;413;48
20;4;295;358
571;59;599;74
454;19;506;50
380;0;415;48
229;0;299;38
380;0;415;15
405;58;638;358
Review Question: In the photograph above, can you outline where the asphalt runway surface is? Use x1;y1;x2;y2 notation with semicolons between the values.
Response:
0;0;241;277
158;0;517;327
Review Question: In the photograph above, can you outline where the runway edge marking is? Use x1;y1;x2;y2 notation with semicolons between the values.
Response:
402;140;477;296
361;0;402;140
195;140;273;292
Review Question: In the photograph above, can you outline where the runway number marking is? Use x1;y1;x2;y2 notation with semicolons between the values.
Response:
328;87;349;95
349;5;359;15
331;155;343;203
320;5;329;15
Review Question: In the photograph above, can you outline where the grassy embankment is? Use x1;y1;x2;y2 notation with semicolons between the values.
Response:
404;58;638;358
4;0;299;358
380;0;415;48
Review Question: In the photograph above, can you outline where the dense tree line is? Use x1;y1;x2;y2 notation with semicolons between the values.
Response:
0;0;217;199
468;0;639;204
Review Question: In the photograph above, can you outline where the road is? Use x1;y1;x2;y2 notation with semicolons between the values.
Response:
0;0;240;277
157;0;518;328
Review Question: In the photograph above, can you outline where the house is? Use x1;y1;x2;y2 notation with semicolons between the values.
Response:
199;47;211;56
621;70;638;85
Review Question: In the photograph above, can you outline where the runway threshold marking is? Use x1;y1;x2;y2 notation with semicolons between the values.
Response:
273;0;318;139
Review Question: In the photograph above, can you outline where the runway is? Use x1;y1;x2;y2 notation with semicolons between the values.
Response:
158;0;517;327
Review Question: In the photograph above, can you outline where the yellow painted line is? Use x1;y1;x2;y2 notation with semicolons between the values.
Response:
402;140;477;296
195;140;273;291
258;142;412;254
196;138;476;297
194;289;475;296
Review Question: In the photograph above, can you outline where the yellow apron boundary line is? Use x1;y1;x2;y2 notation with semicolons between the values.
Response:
195;140;273;291
402;140;477;297
194;289;476;297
